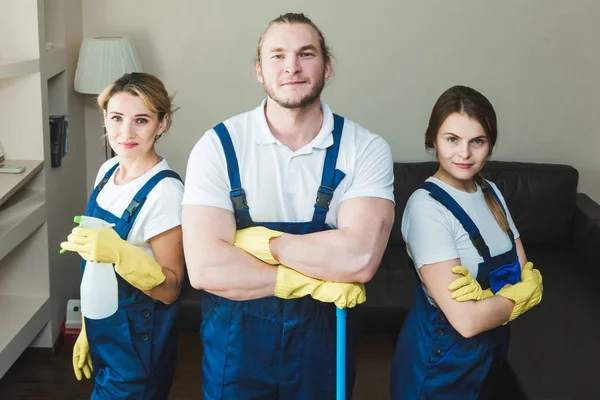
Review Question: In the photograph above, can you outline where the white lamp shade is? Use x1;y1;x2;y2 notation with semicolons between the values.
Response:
74;36;142;94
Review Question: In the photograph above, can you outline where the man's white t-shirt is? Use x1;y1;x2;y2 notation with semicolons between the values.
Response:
402;177;520;299
94;157;184;258
182;100;395;225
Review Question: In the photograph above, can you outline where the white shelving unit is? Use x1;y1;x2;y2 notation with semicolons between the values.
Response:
0;0;70;379
0;161;45;262
41;47;66;81
0;160;44;206
0;58;40;80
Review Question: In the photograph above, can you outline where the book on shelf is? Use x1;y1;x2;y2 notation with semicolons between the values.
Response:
49;115;68;168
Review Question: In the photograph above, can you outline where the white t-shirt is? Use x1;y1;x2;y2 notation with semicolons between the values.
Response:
402;176;520;283
182;100;395;226
94;157;184;258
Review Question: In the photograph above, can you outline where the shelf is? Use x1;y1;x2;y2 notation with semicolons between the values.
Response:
41;47;66;80
0;58;40;80
0;294;50;378
0;160;43;208
0;188;46;263
0;0;76;378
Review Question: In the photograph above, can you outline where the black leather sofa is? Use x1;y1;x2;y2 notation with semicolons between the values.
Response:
367;161;600;400
178;161;600;400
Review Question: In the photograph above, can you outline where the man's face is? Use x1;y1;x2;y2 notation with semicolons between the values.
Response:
256;23;332;109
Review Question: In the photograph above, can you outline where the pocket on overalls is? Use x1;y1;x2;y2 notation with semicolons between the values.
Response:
488;258;521;293
426;320;459;367
293;311;337;397
201;304;280;391
200;298;217;335
126;304;155;377
421;322;493;400
86;308;149;385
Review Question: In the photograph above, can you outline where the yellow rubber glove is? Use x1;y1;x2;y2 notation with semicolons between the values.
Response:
234;226;284;265
60;227;165;291
448;266;494;302
73;317;92;381
274;265;366;309
497;262;543;323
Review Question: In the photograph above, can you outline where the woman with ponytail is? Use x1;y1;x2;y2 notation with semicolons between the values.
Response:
390;85;543;400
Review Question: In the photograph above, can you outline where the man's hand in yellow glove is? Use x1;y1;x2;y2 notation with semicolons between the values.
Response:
73;318;92;381
60;227;165;291
274;265;366;309
497;262;543;323
234;226;284;265
448;266;493;302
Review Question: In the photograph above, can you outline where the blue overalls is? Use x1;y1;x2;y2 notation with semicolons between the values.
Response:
82;163;183;400
201;114;358;400
390;181;521;400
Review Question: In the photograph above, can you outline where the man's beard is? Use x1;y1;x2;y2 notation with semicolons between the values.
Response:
263;73;326;109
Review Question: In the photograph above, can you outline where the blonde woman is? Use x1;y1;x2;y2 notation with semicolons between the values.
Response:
61;72;184;399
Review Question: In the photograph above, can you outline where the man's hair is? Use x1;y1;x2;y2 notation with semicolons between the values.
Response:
255;13;331;64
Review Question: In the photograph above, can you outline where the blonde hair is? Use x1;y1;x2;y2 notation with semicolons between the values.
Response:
97;72;179;136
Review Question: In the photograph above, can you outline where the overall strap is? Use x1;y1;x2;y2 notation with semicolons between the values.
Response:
95;163;119;195
85;163;120;215
312;114;347;224
484;182;515;242
121;170;183;226
213;122;252;226
420;181;491;260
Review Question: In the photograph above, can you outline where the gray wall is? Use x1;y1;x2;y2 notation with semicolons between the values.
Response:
45;0;87;342
82;0;600;201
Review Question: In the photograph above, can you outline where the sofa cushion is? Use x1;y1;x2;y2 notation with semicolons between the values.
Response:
362;244;413;335
482;162;578;246
177;276;203;331
390;161;579;247
389;162;437;246
365;244;414;309
506;247;600;400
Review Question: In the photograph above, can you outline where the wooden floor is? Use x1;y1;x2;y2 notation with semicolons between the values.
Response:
0;332;395;399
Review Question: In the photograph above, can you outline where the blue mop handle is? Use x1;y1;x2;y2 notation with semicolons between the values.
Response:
336;306;347;400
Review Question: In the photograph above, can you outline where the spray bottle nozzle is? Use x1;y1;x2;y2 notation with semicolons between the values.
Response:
59;216;115;254
59;216;84;254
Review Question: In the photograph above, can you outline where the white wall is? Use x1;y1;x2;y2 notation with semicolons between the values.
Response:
82;0;600;201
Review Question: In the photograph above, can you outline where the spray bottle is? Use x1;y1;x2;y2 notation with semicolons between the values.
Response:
69;216;119;320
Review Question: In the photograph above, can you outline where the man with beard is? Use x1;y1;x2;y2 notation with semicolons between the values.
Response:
182;13;395;399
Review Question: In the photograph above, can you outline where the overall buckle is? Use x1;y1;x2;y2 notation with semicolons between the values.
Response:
315;185;334;209
230;188;249;211
125;198;146;222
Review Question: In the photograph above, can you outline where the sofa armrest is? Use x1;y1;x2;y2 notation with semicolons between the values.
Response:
570;193;600;274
